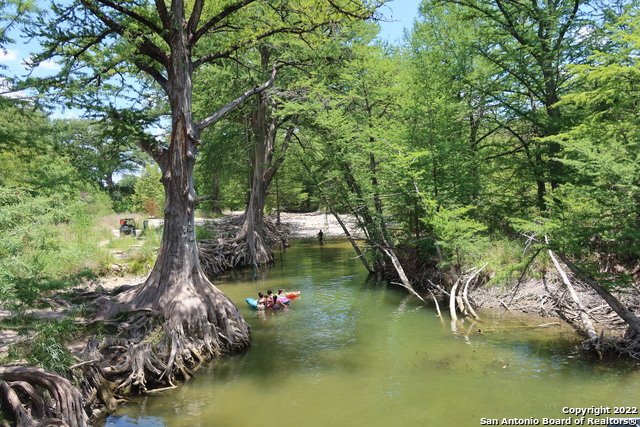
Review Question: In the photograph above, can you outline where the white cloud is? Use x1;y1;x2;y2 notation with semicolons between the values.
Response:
51;109;79;119
38;60;60;70
0;49;19;62
0;77;26;99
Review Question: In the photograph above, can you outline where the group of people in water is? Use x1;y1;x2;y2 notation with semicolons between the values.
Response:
256;289;290;310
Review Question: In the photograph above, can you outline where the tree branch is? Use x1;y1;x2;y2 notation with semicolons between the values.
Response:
192;0;258;45
133;60;168;89
187;0;205;36
95;0;165;36
80;0;169;68
192;26;312;69
196;62;278;131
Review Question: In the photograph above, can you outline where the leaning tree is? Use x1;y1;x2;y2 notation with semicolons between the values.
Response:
2;0;380;420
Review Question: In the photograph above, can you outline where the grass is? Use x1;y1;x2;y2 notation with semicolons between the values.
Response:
3;319;79;375
115;226;162;275
454;235;549;288
0;198;169;372
0;313;41;330
0;209;164;313
195;225;217;240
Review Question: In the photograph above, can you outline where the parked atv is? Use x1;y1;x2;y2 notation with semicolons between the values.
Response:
119;218;136;236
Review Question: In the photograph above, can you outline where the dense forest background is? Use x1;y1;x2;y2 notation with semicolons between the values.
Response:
3;0;639;298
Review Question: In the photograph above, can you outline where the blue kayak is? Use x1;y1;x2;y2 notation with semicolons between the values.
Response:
246;297;292;310
246;298;260;309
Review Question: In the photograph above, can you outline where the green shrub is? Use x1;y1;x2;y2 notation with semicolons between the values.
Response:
7;319;78;375
425;205;488;270
0;186;113;308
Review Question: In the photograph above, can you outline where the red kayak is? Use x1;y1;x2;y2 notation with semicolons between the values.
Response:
279;291;300;301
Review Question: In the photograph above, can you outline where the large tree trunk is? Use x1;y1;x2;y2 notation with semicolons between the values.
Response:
236;47;293;268
94;20;251;393
240;89;275;267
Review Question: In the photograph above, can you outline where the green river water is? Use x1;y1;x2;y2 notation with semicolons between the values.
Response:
106;240;640;427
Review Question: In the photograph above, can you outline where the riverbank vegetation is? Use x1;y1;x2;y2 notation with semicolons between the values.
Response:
2;0;640;424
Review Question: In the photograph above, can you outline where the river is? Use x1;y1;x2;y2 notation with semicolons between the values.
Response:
106;240;640;426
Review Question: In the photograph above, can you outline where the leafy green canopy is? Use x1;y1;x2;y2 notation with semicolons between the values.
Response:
545;11;640;271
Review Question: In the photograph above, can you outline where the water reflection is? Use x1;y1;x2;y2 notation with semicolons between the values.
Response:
106;240;640;427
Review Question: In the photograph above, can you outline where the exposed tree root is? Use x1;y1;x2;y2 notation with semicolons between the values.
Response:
0;270;252;424
87;275;252;395
1;214;288;424
0;366;88;426
199;215;287;277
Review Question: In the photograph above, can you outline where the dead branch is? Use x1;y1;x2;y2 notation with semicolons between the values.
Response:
547;245;598;340
462;263;487;320
379;246;430;306
555;252;640;339
330;208;374;274
449;277;462;322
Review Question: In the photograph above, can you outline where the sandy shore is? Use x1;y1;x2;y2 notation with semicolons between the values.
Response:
146;211;362;239
275;211;360;239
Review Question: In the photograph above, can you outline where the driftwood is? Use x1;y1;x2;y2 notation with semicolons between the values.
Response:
555;252;640;339
534;235;640;358
450;265;486;322
462;265;485;320
449;277;462;322
428;288;443;320
547;246;598;340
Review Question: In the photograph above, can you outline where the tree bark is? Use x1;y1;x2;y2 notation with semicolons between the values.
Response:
96;9;252;391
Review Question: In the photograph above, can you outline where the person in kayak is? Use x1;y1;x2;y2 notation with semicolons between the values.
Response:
256;292;268;310
267;290;286;309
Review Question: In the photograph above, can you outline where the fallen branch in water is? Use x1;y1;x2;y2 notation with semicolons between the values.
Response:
463;263;486;321
450;266;486;322
330;208;374;274
449;277;462;322
546;241;598;341
380;246;430;306
428;288;443;320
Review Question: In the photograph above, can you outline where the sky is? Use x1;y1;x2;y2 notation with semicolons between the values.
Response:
377;0;423;44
